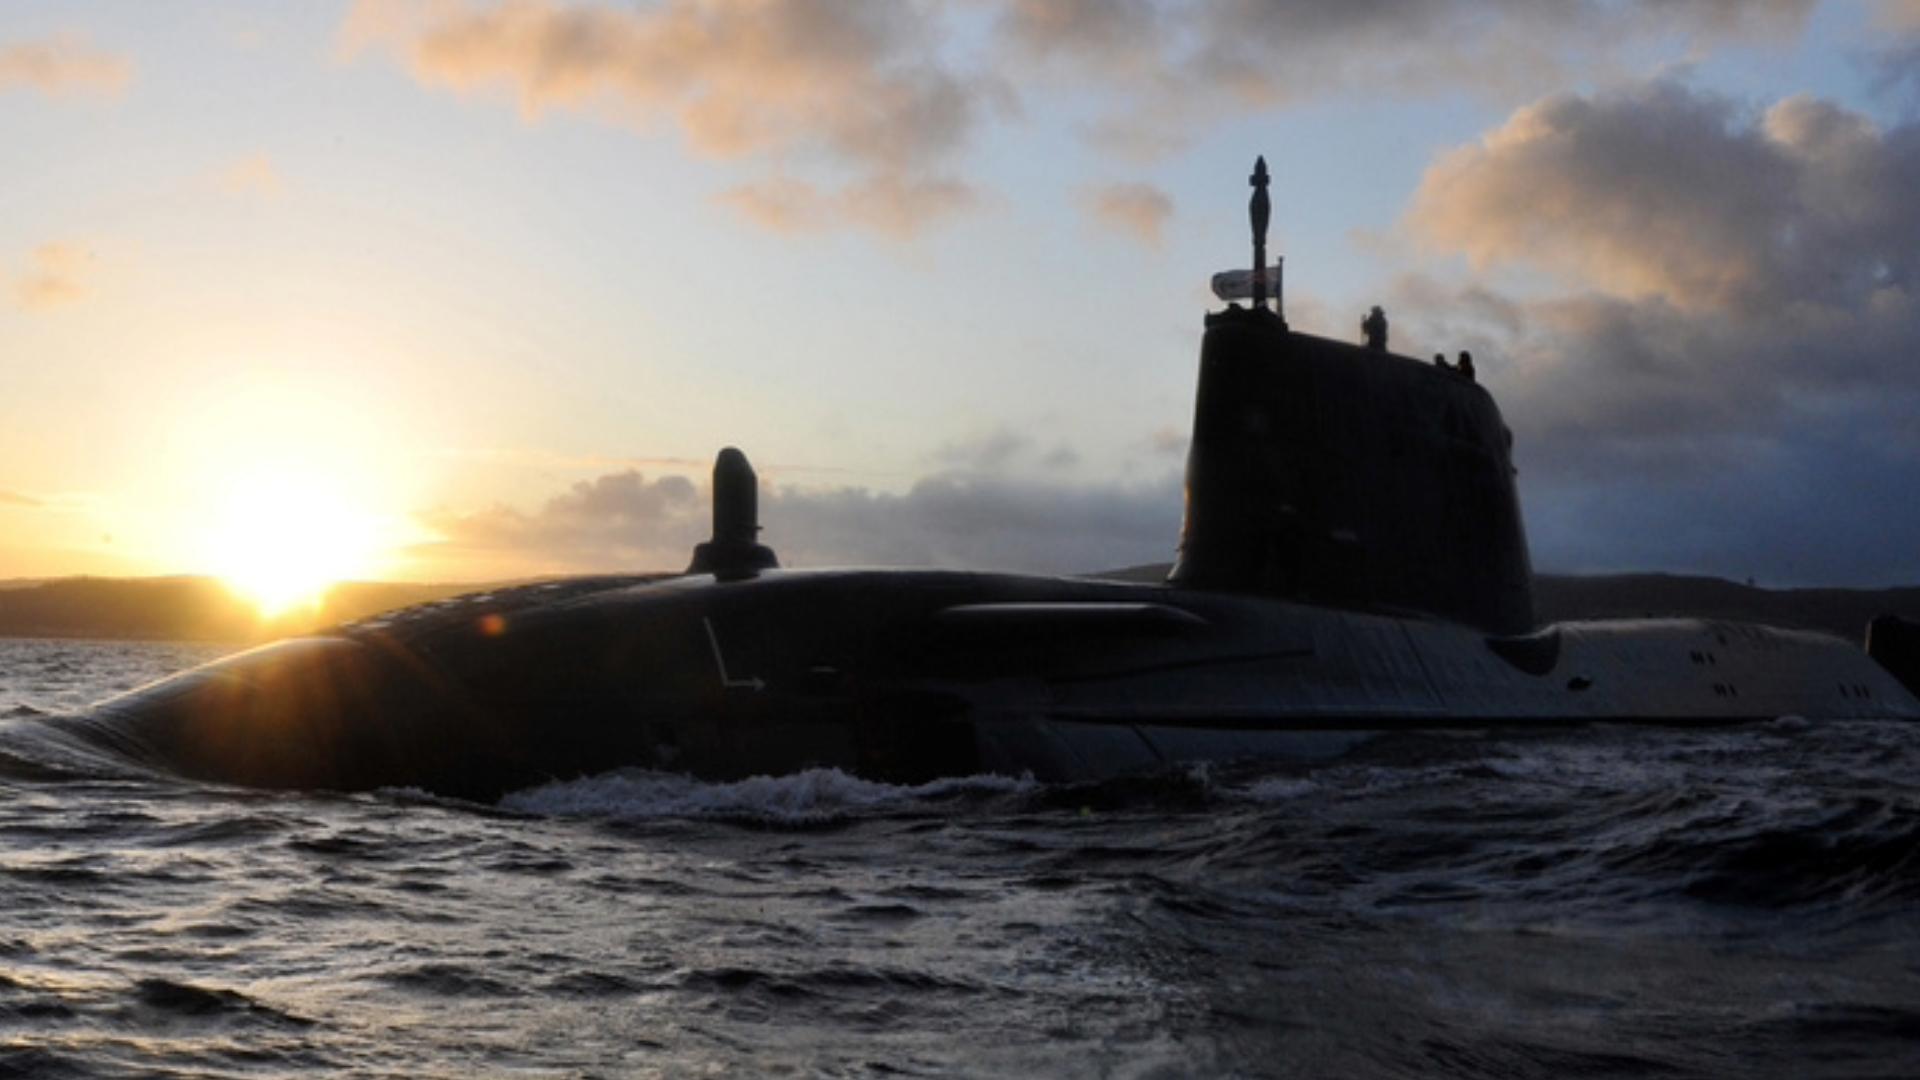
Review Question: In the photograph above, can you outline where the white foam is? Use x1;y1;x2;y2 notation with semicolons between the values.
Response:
1239;776;1318;802
500;767;1035;824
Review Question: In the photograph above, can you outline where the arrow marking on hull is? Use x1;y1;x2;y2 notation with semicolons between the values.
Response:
702;616;766;691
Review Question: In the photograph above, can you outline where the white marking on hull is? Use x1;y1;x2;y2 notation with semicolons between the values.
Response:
702;617;765;692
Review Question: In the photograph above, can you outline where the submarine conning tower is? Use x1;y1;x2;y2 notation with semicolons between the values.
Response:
1168;158;1534;635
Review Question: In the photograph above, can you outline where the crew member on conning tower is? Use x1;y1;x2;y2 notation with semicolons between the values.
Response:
1362;306;1388;350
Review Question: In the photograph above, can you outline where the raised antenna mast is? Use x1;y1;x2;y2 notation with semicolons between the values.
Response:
1249;156;1270;311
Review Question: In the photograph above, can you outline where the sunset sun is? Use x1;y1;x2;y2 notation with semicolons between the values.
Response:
203;473;387;618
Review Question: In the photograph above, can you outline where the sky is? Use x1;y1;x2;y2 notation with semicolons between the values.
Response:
3;0;1919;608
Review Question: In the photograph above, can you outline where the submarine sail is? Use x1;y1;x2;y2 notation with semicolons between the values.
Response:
1172;154;1530;634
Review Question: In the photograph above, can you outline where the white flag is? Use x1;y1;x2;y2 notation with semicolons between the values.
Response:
1210;262;1284;302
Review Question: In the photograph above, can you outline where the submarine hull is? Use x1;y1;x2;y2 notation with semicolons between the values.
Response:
73;160;1920;800
75;569;1920;799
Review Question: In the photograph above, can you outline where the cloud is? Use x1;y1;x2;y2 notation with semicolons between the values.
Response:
1039;443;1080;469
0;34;132;97
11;243;93;310
1408;84;1917;313
216;154;285;198
996;0;1815;158
1875;0;1920;31
0;491;44;509
1866;5;1920;109
343;0;996;236
1394;81;1920;584
717;173;976;237
930;427;1034;472
927;426;1085;474
1082;182;1172;246
770;472;1180;573
416;464;1182;576
341;0;1833;229
417;469;701;568
416;471;692;577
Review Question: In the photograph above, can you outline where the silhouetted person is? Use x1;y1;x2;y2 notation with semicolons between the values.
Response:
1457;350;1475;382
1361;306;1388;350
1433;352;1450;370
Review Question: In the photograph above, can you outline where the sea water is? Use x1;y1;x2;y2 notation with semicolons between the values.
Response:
1;637;1917;1078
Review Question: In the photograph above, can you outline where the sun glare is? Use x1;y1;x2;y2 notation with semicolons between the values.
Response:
163;372;420;620
204;472;388;619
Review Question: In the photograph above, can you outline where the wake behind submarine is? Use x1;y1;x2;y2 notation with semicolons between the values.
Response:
77;159;1920;800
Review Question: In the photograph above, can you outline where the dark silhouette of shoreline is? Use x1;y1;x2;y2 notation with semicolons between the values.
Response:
1;570;1915;646
0;577;475;643
1529;573;1920;645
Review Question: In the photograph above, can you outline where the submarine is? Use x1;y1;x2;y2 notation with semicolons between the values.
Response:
72;158;1920;801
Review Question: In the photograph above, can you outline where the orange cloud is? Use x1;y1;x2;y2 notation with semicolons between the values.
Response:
1082;182;1172;247
11;243;93;311
341;1;1837;231
1405;83;1915;312
343;0;992;235
719;174;976;238
0;34;131;97
1876;0;1920;30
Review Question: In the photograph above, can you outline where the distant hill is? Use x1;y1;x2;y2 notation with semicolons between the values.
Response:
1091;564;1920;644
1531;573;1920;644
0;577;475;643
3;569;1917;645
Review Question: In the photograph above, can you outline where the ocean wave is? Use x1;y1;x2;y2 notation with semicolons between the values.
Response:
1238;775;1319;802
0;715;179;788
500;766;1037;825
127;977;312;1027
1677;796;1920;910
505;759;1332;825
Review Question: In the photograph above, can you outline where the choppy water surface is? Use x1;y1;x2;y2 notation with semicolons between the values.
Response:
1;638;1917;1077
